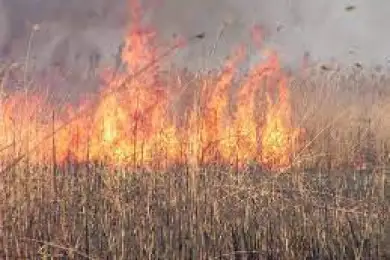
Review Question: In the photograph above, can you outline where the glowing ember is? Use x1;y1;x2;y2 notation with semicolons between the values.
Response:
0;0;302;171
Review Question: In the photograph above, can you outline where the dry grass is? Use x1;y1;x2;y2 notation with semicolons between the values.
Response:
0;64;389;259
0;163;388;259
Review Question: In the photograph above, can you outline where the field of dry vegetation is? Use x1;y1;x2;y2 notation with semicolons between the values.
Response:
0;63;389;259
0;2;390;258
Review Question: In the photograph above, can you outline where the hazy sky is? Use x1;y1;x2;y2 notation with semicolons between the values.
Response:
1;0;390;72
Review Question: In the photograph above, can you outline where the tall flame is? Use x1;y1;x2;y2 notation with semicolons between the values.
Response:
0;1;302;171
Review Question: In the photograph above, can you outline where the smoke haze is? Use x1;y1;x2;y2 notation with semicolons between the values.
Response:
0;0;389;75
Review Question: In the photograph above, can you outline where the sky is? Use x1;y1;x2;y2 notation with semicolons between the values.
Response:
1;0;390;74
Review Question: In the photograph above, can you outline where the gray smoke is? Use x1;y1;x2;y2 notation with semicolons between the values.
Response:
230;0;390;68
0;0;389;76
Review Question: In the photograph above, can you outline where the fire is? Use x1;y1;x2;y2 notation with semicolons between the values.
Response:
261;75;296;169
0;1;302;171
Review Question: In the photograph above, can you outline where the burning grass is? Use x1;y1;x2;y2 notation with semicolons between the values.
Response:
0;3;303;171
0;1;390;259
1;62;390;260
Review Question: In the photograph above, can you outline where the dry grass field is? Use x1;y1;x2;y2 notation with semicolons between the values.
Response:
0;2;390;259
0;65;389;259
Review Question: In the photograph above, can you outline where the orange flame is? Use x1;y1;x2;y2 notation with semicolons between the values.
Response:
0;1;303;171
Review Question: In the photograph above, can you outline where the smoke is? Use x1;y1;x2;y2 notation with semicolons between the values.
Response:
227;0;390;69
152;0;390;69
1;0;389;74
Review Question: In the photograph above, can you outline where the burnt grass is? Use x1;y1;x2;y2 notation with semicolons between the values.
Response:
0;160;389;259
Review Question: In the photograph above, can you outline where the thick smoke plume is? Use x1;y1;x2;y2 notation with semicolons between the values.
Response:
1;0;389;76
